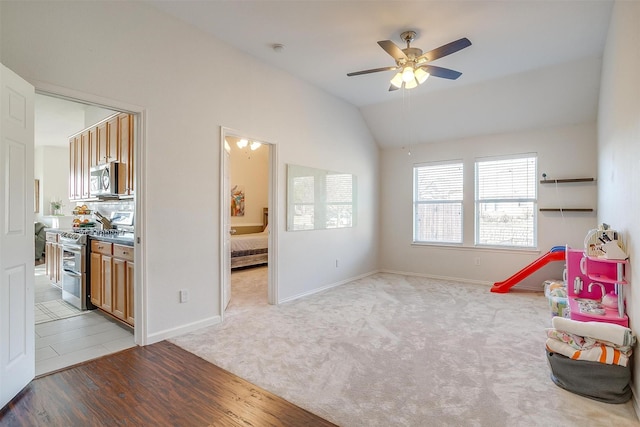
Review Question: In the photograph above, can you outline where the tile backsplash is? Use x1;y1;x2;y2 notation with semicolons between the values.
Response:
75;200;135;228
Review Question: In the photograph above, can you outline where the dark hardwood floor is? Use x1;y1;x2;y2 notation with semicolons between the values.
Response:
0;341;336;426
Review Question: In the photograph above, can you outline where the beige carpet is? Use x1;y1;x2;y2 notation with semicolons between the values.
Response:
170;267;638;426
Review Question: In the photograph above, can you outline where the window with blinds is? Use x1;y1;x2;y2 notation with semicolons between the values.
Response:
475;154;537;247
326;173;353;228
413;162;463;244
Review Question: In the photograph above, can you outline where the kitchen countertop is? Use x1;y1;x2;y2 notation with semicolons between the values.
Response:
45;228;134;247
89;234;134;246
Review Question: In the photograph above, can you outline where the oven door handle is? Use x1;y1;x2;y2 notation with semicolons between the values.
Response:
63;270;82;278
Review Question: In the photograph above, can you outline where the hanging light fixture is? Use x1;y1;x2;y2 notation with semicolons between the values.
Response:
404;77;418;89
390;72;404;89
237;139;249;149
250;141;261;151
390;64;430;90
414;67;430;84
401;66;415;83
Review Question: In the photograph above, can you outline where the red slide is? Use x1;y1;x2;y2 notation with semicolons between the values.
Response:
490;248;566;293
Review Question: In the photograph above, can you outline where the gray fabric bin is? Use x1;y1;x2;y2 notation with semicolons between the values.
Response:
546;350;632;404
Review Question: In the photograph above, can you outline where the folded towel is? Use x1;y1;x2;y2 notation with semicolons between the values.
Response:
546;329;633;353
552;317;635;347
546;338;630;367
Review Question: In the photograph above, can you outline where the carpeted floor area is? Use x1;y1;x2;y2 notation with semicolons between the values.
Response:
170;267;638;426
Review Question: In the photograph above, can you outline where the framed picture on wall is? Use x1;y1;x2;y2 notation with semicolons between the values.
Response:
231;185;245;216
34;179;39;213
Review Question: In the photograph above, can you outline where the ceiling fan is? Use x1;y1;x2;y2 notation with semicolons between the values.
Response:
347;31;471;91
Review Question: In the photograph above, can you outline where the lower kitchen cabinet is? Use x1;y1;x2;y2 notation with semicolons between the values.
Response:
126;261;135;325
101;255;113;313
90;240;134;327
90;252;102;307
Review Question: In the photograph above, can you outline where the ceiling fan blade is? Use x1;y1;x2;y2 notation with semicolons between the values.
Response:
418;37;471;62
377;40;408;62
421;65;463;80
347;66;398;77
388;85;400;92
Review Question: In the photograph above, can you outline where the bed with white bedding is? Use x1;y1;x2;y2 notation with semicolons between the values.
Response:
230;226;268;269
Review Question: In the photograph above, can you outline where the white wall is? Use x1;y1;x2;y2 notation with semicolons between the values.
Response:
0;1;379;341
597;0;640;408
380;123;597;288
35;146;72;225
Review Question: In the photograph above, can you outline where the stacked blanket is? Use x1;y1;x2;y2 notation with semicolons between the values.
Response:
546;317;635;367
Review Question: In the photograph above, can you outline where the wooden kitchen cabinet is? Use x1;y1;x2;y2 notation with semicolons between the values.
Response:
126;261;135;325
101;255;113;313
106;114;119;164
80;130;91;199
112;258;127;321
117;113;134;196
90;240;134;326
68;135;79;200
89;127;99;168
90;252;102;307
96;121;108;165
113;244;134;325
91;240;113;313
68;112;134;200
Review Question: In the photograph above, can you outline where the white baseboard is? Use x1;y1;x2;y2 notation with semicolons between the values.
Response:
379;268;493;286
278;270;380;304
144;315;222;345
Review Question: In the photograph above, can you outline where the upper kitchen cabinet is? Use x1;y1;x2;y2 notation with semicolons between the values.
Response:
118;113;134;196
96;121;107;167
106;115;119;164
80;130;91;199
69;112;135;200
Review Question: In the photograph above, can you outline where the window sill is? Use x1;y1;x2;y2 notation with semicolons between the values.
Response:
411;242;541;255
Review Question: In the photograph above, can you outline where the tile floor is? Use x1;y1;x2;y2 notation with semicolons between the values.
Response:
34;265;135;377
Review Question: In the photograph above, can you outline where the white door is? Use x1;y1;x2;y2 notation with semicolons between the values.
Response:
221;135;231;311
0;64;35;409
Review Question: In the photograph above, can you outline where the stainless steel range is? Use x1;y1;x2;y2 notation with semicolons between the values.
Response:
58;228;134;310
58;231;91;310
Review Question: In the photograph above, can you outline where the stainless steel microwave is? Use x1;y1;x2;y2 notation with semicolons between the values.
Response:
90;161;120;197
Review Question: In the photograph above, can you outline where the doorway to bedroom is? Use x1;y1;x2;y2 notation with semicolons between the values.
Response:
221;129;277;316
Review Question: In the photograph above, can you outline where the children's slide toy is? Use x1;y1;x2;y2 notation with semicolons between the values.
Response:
491;246;566;293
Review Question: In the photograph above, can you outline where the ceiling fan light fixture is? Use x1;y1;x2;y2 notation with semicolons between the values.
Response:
402;66;415;83
250;141;262;151
414;67;430;84
390;72;404;88
237;139;249;149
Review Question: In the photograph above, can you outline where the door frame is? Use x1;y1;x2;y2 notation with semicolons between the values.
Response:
31;80;147;345
219;127;278;319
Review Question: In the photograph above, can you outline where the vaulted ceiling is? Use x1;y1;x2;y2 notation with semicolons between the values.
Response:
148;0;613;148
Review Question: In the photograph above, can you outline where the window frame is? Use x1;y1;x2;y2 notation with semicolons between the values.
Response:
413;160;464;245
474;153;538;249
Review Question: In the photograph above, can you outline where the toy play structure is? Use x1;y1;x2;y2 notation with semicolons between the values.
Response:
490;246;566;293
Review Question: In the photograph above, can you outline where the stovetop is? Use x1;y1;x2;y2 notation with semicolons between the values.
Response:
59;228;133;245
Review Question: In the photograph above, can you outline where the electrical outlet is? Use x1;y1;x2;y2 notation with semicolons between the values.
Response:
180;289;189;303
474;257;481;266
